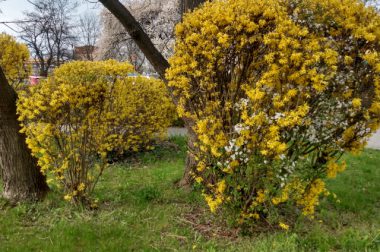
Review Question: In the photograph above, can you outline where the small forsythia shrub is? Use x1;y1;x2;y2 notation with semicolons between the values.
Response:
18;60;175;203
0;33;30;88
166;0;380;229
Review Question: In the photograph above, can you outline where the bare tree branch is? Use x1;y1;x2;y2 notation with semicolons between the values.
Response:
76;12;100;60
18;0;78;76
99;0;169;79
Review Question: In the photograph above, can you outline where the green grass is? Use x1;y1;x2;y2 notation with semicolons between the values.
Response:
0;137;379;251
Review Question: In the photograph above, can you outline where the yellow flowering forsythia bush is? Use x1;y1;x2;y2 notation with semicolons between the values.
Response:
0;33;30;89
18;60;175;203
167;0;380;228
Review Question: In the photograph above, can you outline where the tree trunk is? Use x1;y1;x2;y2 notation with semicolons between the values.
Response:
39;68;48;78
0;66;49;202
175;0;207;187
181;0;206;16
99;0;206;188
176;119;197;188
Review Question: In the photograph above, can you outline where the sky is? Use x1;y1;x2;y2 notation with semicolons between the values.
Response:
0;0;102;36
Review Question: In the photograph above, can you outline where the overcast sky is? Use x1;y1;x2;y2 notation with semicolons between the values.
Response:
0;0;102;36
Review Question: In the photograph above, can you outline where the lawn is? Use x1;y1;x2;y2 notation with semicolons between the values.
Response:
0;136;379;251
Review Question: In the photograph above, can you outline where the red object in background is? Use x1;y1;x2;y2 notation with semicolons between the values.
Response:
29;76;42;85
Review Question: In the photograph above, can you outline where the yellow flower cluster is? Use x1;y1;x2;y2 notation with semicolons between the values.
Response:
297;179;327;217
18;60;175;202
326;160;347;179
167;0;380;227
279;222;289;231
203;179;227;213
0;33;30;89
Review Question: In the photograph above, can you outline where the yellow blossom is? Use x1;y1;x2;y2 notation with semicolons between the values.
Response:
279;222;289;230
352;98;362;109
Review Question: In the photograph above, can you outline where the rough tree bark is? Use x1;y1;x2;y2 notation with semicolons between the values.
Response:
177;0;207;187
180;0;206;15
99;0;206;187
0;66;49;202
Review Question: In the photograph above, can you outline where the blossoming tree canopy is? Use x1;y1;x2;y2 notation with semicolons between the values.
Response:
17;60;176;203
166;0;380;227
